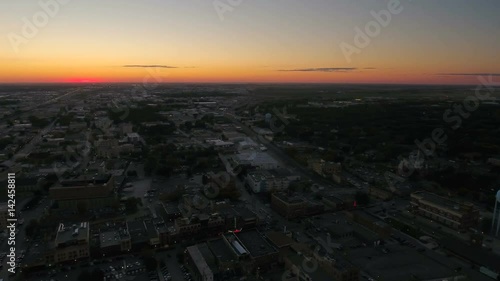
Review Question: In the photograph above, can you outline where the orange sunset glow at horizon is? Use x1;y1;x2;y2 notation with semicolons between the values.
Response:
1;0;499;85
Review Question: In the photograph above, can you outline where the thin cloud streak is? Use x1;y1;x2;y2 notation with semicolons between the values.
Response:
123;65;178;69
278;67;357;73
436;73;500;77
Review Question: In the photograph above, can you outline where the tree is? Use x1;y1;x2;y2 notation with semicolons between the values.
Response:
25;219;40;238
176;252;184;263
78;270;91;281
183;121;193;132
141;246;154;258
90;268;105;281
202;174;209;185
160;186;183;202
143;256;158;271
355;191;370;206
124;197;142;214
314;193;323;200
144;156;157;176
481;217;492;233
28;115;50;128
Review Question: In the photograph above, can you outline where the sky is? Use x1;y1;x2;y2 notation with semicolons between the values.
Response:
1;0;500;84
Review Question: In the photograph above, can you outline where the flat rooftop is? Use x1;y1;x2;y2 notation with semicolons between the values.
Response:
234;151;278;164
164;203;181;214
187;245;213;278
349;245;457;281
236;230;277;258
273;193;304;204
144;221;158;239
59;174;111;187
323;194;344;204
127;220;148;242
412;191;475;213
198;243;218;272
248;170;272;180
440;237;500;273
283;248;333;281
55;222;89;246
266;231;295;248
233;207;257;221
208;238;235;263
326;223;354;237
269;168;294;178
100;230;122;248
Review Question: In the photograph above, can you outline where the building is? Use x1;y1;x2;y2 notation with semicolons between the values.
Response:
218;207;259;231
186;245;214;281
439;236;500;279
222;130;246;142
492;190;500;237
282;245;359;281
308;159;342;183
410;191;480;230
99;229;131;256
252;127;274;141
246;170;290;193
232;207;258;229
322;195;346;211
21;222;90;269
206;139;234;151
271;193;307;219
144;220;160;247
346;210;392;239
232;151;279;170
205;172;238;198
121;123;133;135
69;122;87;131
175;217;202;236
236;137;259;150
49;174;117;210
368;186;393;201
127;220;149;250
222;229;279;273
47;222;90;264
207;237;239;272
158;203;182;222
127;132;141;143
95;139;120;158
173;214;225;241
271;192;323;220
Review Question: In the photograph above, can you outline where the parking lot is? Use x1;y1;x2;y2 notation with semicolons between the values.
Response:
25;256;150;281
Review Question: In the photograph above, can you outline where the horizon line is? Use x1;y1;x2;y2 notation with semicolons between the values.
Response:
0;81;489;87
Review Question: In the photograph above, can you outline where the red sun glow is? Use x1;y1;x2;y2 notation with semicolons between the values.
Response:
64;77;102;83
